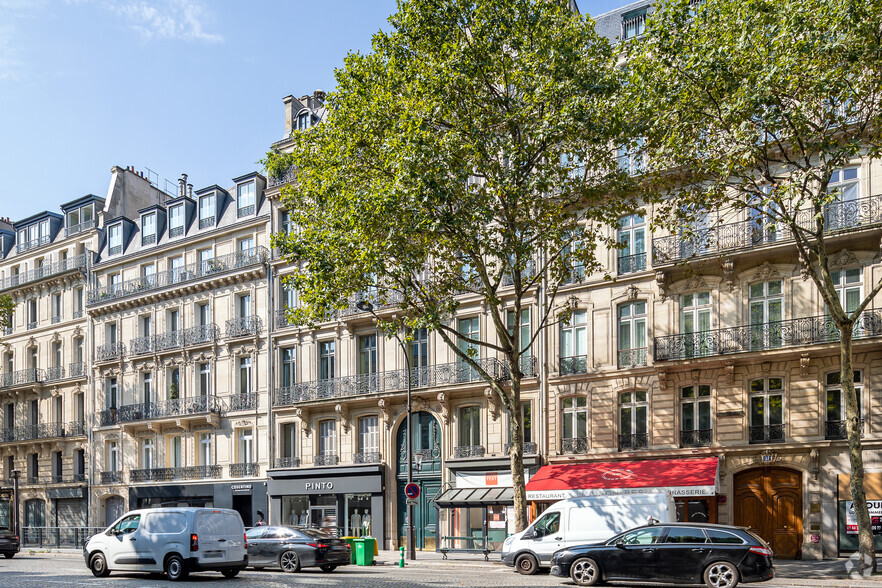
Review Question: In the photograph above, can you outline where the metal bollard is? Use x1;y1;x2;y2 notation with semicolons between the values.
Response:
399;546;405;567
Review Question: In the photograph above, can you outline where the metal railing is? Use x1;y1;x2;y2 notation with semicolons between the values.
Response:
559;356;588;375
825;420;864;440
65;219;97;237
680;429;713;448
655;311;882;361
129;334;155;355
561;437;588;454
276;457;300;468
21;526;104;548
199;217;215;229
618;433;649;451
749;424;785;444
100;471;123;484
617;252;647;275
275;308;296;328
230;462;260;477
108;245;123;256
96;342;125;362
504;441;538;455
315;454;339;466
99;396;226;426
45;366;65;381
268;166;296;188
652;194;882;264
226;315;263;338
168;225;185;238
16;235;51;254
354;452;382;464
274;357;509;406
453;445;485;459
69;362;86;378
228;393;258;411
0;368;44;388
88;247;268;305
617;348;648;368
0;422;80;442
337;291;405;318
141;233;157;246
237;204;255;218
27;321;37;330
130;465;222;482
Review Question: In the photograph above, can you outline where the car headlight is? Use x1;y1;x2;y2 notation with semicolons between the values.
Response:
502;536;514;551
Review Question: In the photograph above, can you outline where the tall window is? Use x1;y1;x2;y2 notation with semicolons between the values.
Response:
198;195;215;228
457;317;480;380
560;309;587;374
618;301;647;367
561;397;587;453
198;249;213;273
239;356;252;395
167;309;179;333
358;334;378;388
197;302;210;327
169;435;182;468
280;423;297;460
410;327;429;385
319;341;335;380
826;167;861;230
681;385;712;447
617;137;644;175
106;378;118;409
142;438;155;469
281;348;296;387
519;402;533;445
617;214;646;274
108;223;122;255
237;428;253;463
749;281;783;350
621;8;646;39
280;210;296;235
108;442;119;472
749;378;784;443
52;341;62;369
681;292;712;358
507;309;531;354
238;293;251;318
141;264;155;288
826;371;862;440
319;420;336;456
141;212;157;245
199;432;213;465
619;391;648;450
457;405;481;448
169;256;184;281
168;204;185;237
140;314;152;337
51;292;62;323
74;336;84;367
74;287;84;317
238;237;255;253
358;416;379;455
237;182;256;217
26;298;37;329
142;371;153;405
168;367;180;399
199;363;210;397
832;268;862;314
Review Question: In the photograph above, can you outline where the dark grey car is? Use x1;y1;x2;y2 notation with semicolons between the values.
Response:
245;526;350;573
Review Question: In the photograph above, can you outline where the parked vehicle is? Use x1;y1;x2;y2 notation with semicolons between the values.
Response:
245;525;350;572
550;522;774;588
83;507;247;581
501;493;676;574
0;528;19;558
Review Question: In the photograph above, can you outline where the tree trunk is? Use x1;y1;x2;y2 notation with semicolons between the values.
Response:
841;325;877;573
507;365;529;533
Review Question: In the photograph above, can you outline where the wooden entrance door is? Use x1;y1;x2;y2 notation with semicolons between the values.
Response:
734;467;802;558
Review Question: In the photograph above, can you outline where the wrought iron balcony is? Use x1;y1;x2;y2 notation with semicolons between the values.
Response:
51;315;62;324
749;424;785;444
560;356;588;375
65;219;96;237
45;366;65;381
618;348;648;368
67;421;86;436
237;204;256;218
88;247;268;305
168;225;184;238
105;396;226;425
276;457;300;468
27;321;37;330
16;235;51;253
226;316;263;338
563;263;587;284
518;355;538;377
617;252;647;275
275;308;296;328
453;445;485;459
0;368;44;388
652;194;882;264
338;291;405;318
228;393;258;411
99;408;118;426
680;429;713;448
268;165;296;188
315;454;339;466
100;471;123;484
618;433;649;451
655;311;882;361
108;245;123;256
230;462;260;477
561;437;589;454
69;362;85;378
274;357;509;406
199;217;215;229
0;423;66;442
129;335;155;355
130;467;180;482
72;310;84;319
825;420;864;440
96;343;125;362
141;233;157;246
182;465;222;479
504;441;538;455
354;452;382;464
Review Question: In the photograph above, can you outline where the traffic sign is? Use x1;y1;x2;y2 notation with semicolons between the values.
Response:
404;482;420;499
406;498;418;506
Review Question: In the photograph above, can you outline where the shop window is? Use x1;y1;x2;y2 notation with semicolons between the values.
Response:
345;493;372;537
282;496;310;527
619;391;648;450
680;385;712;447
826;370;863;440
749;377;785;443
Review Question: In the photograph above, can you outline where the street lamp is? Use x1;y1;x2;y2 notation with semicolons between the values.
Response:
11;469;19;544
355;299;416;561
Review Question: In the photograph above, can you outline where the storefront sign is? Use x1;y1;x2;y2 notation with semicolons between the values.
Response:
527;485;716;500
305;482;334;491
485;473;498;486
231;484;252;495
267;473;383;496
844;501;882;535
455;470;527;489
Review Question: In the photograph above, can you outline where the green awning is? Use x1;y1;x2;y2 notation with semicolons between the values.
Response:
432;487;513;507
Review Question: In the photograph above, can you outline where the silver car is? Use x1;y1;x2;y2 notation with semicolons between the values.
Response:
245;526;350;573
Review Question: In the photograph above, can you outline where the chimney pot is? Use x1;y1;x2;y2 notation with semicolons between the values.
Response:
187;184;193;197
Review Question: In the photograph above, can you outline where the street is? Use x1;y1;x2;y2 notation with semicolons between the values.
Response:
0;553;881;588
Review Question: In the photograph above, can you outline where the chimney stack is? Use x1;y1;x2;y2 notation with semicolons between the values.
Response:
187;184;193;198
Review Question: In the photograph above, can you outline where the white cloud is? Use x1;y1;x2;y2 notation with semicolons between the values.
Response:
109;0;223;43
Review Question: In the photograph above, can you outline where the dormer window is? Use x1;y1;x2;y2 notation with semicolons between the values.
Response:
66;203;95;237
141;212;157;246
622;8;647;40
237;182;255;218
108;223;123;256
17;219;51;253
298;112;310;130
199;195;215;229
169;204;185;238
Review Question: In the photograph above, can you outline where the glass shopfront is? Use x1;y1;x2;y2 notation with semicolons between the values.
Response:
345;493;372;536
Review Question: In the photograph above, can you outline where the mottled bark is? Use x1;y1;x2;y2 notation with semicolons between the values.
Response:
507;370;529;532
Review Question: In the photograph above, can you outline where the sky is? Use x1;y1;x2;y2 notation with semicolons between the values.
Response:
0;0;627;223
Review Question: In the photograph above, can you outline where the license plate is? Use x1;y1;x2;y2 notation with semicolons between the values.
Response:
204;550;224;558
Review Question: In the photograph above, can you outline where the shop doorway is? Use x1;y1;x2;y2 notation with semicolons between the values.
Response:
232;494;252;527
734;467;802;558
104;496;124;526
397;411;442;550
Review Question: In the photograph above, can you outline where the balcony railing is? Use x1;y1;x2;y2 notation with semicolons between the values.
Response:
274;357;510;406
652;194;882;264
561;437;589;454
275;308;296;328
680;429;713;448
88;247;268;305
237;204;255;218
354;452;382;464
315;454;339;466
100;471;123;484
276;457;300;468
66;219;96;237
96;343;125;362
337;291;405;318
230;462;260;477
0;422;77;442
268;166;296;188
618;348;648;368
130;465;222;482
168;226;184;238
100;395;226;426
184;465;222;479
228;393;258;411
129;334;155;355
825;419;864;440
453;445;485;459
199;217;215;229
69;362;85;378
655;311;882;361
504;441;538;455
749;424;785;444
560;356;588;375
618;433;649;451
226;316;263;338
0;368;45;388
27;321;37;330
617;252;646;275
45;366;65;381
16;235;51;254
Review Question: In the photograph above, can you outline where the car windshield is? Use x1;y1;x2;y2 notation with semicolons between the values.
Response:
608;526;664;546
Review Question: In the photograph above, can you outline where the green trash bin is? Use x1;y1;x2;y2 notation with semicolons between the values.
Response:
354;537;375;566
342;537;357;564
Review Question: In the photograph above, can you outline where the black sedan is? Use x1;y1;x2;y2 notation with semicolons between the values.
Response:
0;528;19;558
550;523;774;588
245;526;350;573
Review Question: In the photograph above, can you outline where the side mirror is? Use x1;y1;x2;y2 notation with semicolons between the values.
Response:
523;528;535;540
615;540;625;550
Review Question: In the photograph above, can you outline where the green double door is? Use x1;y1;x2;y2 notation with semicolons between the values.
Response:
397;411;442;550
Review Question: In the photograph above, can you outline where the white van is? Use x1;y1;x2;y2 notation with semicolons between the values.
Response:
83;507;247;581
501;493;676;574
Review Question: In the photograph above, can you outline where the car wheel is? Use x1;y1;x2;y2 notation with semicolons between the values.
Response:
165;554;189;581
570;557;601;586
222;568;240;578
279;550;301;573
89;552;110;578
4;553;14;559
704;561;739;588
320;564;337;572
515;553;538;575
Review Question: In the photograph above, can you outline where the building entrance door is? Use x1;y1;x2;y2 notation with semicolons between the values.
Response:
397;411;442;550
734;467;802;558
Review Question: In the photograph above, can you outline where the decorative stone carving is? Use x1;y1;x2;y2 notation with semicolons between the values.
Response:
657;370;669;390
378;399;394;429
800;353;811;376
295;408;310;434
721;258;735;291
625;284;639;301
762;362;771;374
436;392;450;425
484;388;501;421
655;271;668;301
691;369;701;383
752;261;779;281
829;249;859;269
686;274;706;291
810;448;820;480
724;361;735;384
335;403;350;433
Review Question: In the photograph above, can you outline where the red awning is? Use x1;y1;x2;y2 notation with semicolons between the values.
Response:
525;457;718;500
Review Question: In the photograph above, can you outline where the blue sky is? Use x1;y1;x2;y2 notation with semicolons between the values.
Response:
0;0;626;222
